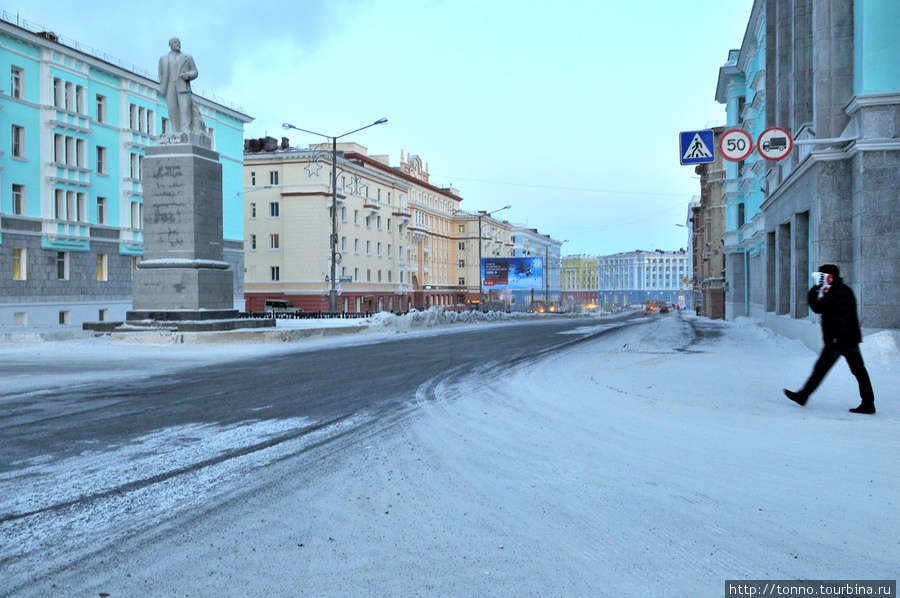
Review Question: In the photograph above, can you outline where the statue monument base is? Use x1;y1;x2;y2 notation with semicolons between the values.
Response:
85;137;272;333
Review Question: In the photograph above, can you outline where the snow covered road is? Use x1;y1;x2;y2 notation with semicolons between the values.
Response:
2;312;897;596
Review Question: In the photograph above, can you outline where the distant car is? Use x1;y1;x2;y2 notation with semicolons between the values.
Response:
264;299;302;315
643;299;667;314
659;303;671;313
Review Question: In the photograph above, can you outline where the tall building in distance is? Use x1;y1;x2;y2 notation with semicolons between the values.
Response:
717;0;900;342
0;16;251;327
598;250;691;309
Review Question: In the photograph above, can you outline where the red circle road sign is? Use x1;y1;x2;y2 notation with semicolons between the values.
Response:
757;127;793;161
718;129;754;161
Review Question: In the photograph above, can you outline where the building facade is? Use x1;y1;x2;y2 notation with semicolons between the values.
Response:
243;140;570;314
0;17;251;327
691;127;727;319
243;140;412;313
361;149;464;310
452;210;514;309
598;250;691;309
717;0;900;343
509;225;563;311
561;254;599;310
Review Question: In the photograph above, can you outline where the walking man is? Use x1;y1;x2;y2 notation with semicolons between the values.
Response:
784;264;876;414
158;38;198;134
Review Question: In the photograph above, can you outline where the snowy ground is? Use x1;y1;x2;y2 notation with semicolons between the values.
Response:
2;310;898;596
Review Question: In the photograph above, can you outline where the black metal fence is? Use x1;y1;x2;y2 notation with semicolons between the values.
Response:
240;311;410;320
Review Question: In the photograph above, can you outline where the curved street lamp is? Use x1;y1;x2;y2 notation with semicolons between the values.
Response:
282;119;388;313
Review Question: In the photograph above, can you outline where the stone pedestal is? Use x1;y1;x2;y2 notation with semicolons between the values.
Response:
119;138;273;332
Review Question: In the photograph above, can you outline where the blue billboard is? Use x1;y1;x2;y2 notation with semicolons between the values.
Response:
481;257;543;290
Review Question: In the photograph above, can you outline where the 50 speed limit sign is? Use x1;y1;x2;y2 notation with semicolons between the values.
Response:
719;128;754;161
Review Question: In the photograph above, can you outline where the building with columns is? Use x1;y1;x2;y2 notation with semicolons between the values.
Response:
716;0;900;344
598;250;691;309
0;15;251;327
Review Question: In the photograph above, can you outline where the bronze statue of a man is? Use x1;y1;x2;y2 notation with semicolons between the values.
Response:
158;38;198;134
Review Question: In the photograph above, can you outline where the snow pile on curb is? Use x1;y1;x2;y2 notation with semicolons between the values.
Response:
863;330;900;365
365;306;526;330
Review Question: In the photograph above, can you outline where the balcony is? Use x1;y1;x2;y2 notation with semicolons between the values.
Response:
41;219;90;251
410;228;426;244
119;228;144;256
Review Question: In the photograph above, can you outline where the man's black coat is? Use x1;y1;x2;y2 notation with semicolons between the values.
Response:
807;275;863;346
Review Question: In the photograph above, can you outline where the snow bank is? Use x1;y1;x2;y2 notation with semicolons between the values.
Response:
862;330;900;365
364;306;528;330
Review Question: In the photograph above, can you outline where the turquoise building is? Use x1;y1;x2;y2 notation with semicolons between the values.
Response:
716;0;900;343
0;18;251;327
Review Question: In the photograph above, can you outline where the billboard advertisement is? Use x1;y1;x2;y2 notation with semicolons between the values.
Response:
481;257;543;290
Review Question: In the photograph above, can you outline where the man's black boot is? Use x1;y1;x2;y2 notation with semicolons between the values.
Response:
784;389;807;406
849;403;876;415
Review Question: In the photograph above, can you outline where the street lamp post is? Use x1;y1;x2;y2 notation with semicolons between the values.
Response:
282;119;388;313
477;205;511;312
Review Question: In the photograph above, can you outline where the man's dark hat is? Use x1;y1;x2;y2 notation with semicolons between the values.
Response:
820;264;840;277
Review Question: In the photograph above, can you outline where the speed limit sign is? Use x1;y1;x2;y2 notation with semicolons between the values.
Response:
719;129;753;161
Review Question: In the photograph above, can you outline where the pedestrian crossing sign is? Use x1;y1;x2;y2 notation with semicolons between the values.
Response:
679;129;715;165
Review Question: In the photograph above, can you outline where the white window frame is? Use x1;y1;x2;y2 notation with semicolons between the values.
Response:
97;146;107;174
12;248;26;280
12;184;24;215
11;125;24;157
56;251;69;280
130;201;143;229
96;94;106;123
97;197;107;224
96;253;108;281
10;66;22;99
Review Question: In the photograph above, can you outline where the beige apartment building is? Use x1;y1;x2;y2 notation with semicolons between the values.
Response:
245;139;506;312
243;139;413;313
453;211;514;308
342;149;467;310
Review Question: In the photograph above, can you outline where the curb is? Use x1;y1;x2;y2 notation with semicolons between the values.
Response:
110;324;370;344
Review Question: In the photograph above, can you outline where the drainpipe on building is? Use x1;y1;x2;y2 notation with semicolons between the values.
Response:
744;250;749;316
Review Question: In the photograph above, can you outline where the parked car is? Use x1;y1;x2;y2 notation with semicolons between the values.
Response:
263;299;302;315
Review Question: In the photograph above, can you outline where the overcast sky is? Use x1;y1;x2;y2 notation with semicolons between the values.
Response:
5;0;753;256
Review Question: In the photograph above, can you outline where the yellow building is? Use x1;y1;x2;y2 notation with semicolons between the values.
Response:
561;255;599;310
